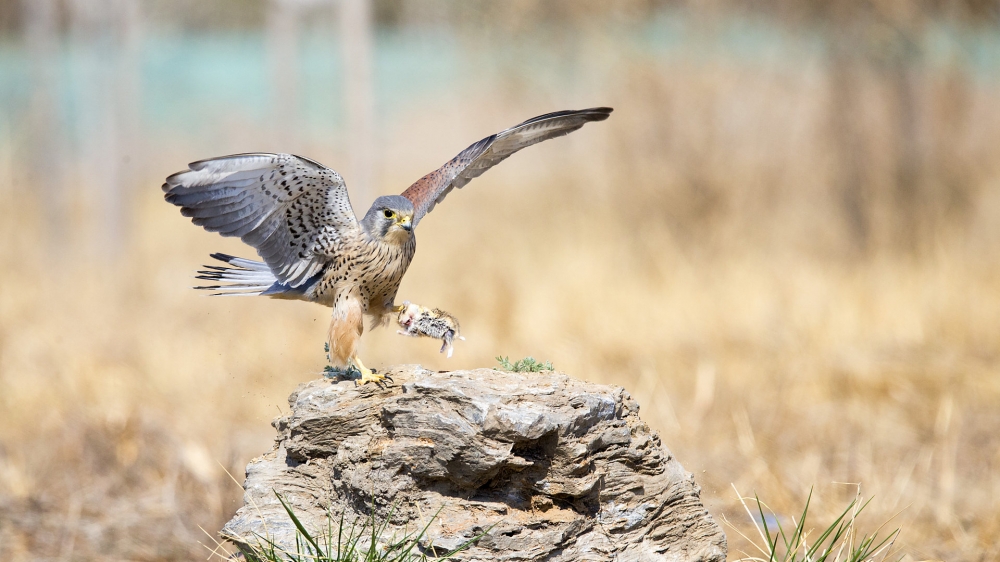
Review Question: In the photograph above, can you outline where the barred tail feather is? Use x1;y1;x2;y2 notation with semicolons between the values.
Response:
195;253;276;296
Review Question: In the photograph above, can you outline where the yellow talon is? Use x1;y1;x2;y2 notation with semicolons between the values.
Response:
352;356;389;386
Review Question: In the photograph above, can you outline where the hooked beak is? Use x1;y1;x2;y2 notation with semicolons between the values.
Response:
398;215;412;232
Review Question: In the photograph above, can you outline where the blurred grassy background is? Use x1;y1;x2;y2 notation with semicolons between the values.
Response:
1;1;999;560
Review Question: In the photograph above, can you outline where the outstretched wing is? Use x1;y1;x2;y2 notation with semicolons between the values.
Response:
400;107;612;225
163;153;358;287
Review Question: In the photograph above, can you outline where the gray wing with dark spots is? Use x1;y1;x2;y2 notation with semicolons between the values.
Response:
163;153;359;287
400;107;613;225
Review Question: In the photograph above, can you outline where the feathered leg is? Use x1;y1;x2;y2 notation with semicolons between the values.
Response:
328;293;363;368
327;293;388;385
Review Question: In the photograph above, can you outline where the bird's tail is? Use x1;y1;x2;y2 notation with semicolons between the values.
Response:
195;253;277;296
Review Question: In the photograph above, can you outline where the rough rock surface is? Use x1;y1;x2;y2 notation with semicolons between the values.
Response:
222;366;727;561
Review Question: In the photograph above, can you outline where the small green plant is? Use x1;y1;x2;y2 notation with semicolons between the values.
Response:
725;485;901;562
323;343;361;380
496;356;554;373
324;364;362;380
233;491;487;562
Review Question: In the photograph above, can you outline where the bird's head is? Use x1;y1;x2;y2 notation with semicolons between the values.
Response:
361;195;415;243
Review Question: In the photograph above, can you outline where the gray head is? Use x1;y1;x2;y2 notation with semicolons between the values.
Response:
361;195;415;242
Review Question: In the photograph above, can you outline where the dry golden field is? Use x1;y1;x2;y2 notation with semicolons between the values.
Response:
2;3;1000;561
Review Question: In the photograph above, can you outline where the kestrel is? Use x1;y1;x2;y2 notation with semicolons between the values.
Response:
163;107;613;384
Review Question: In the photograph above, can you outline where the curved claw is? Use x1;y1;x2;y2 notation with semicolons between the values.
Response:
352;356;391;386
356;370;390;386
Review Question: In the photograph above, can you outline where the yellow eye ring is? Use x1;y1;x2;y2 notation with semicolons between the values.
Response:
383;209;394;219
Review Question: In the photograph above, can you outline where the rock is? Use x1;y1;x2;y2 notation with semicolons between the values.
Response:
222;366;727;561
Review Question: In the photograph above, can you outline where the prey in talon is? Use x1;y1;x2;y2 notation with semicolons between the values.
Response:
397;302;464;358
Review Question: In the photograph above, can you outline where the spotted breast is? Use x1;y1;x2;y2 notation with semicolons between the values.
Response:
310;232;416;322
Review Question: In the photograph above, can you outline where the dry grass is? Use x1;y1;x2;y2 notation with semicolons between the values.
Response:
2;10;1000;561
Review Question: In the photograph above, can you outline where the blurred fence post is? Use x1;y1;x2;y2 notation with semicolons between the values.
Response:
888;22;927;256
339;0;375;209
67;0;141;261
828;32;869;255
23;0;66;257
267;0;301;150
116;0;142;238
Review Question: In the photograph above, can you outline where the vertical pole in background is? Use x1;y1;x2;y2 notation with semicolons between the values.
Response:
97;7;124;261
339;0;376;209
268;0;300;151
101;0;140;261
68;0;140;261
825;5;870;257
68;0;115;259
23;0;66;258
115;0;142;240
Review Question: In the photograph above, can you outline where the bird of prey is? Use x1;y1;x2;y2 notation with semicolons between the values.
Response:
163;107;613;384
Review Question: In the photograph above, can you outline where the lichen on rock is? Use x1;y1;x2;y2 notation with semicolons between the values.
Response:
222;366;727;561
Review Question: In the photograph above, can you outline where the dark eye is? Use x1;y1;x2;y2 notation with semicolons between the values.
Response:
383;209;393;219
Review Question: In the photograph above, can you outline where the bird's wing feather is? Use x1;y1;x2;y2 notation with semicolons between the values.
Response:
400;107;613;225
163;153;358;287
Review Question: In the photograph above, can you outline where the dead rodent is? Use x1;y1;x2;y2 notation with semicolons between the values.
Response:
396;301;464;357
